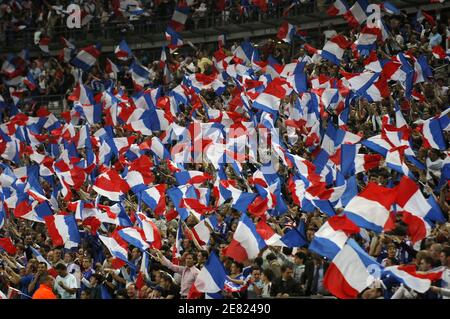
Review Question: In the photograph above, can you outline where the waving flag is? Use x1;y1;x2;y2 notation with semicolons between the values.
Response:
327;0;349;16
0;237;17;255
395;176;445;243
165;26;184;53
117;227;150;251
44;215;80;249
417;115;448;150
130;61;150;91
168;5;190;32
252;78;292;114
224;213;266;263
115;40;132;60
277;21;296;44
321;35;352;65
138;184;166;216
233;40;254;65
344;182;397;233
383;265;432;293
255;220;284;246
99;234;134;269
38;37;51;54
71;45;101;71
192;251;227;293
381;2;401;15
343;0;369;28
309;215;360;260
93;169;129;201
324;238;381;299
105;58;119;79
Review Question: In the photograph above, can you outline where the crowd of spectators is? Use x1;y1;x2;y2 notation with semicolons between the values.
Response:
0;1;449;300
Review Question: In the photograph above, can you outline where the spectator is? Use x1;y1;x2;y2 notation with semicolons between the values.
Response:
32;275;57;300
270;265;300;298
54;263;79;299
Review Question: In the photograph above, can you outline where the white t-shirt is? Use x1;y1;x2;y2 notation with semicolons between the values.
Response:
54;273;79;299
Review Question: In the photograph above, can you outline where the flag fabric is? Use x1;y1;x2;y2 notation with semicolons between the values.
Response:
309;215;360;260
324;238;381;299
0;237;17;254
115;40;132;60
43;215;80;249
71;45;101;71
224;213;267;263
344;182;397;233
327;0;349;16
192;251;227;293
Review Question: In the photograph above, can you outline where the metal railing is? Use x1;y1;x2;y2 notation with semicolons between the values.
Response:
0;3;318;52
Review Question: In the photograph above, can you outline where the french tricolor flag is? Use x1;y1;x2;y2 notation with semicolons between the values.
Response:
93;169;129;202
327;0;349;16
395;176;445;243
276;21;296;44
381;2;401;15
138;184;166;216
363;51;383;72
115;39;132;61
343;0;369;28
175;170;213;185
344;182;397;233
324;238;381;299
98;234;134;269
189;251;227;299
255;220;284;246
117;227;150;251
431;45;448;60
219;181;257;213
71;45;101;71
321;35;352;65
192;215;218;246
382;265;434;293
38;37;51;54
309;215;360;260
165;26;184;53
168;5;190;32
44;214;81;249
233;40;254;65
417;115;448;150
338;144;383;177
130;61;150;91
105;58;119;79
224;213;266;263
23;72;38;91
252;77;293;114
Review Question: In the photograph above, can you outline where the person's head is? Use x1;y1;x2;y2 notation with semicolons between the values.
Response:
37;262;47;274
230;262;243;275
266;253;277;263
39;274;54;287
387;243;397;258
25;262;37;275
261;269;274;283
294;252;307;265
47;250;54;262
196;250;208;264
251;267;261;281
419;256;433;272
25;235;33;246
131;248;141;261
80;290;90;299
82;257;92;270
90;273;103;287
126;283;137;299
53;249;62;261
361;288;382;299
161;273;173;288
281;265;293;280
63;252;73;264
184;253;196;268
430;243;442;261
55;263;68;277
440;247;450;267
